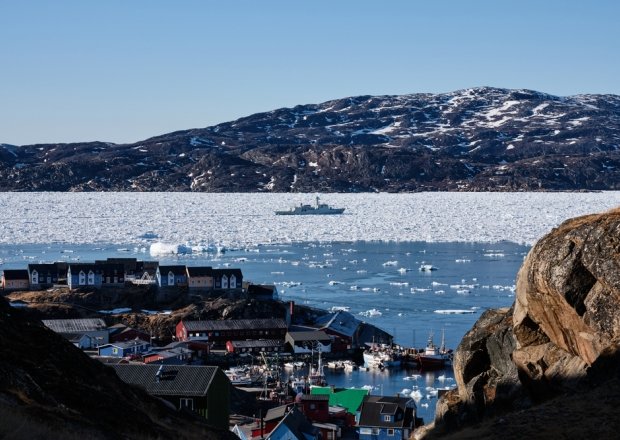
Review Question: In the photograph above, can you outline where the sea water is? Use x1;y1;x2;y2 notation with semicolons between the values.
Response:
0;240;529;423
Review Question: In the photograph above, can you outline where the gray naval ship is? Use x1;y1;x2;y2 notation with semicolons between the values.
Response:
275;196;345;215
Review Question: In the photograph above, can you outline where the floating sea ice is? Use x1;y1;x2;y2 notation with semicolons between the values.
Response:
404;374;421;381
390;282;409;286
434;309;475;314
149;242;191;256
383;260;398;267
271;271;284;275
356;270;367;274
431;281;447;286
410;389;423;400
434;290;445;295
419;264;437;272
398;267;412;273
359;308;382;317
456;289;470;295
455;259;471;263
328;280;343;285
350;285;359;290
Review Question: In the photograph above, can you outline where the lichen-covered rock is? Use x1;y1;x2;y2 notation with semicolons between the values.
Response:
431;207;620;437
513;207;620;384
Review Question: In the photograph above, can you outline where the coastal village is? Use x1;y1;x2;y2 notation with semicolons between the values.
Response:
1;256;451;439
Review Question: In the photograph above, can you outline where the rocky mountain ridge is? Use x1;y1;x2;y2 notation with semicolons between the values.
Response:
2;87;620;191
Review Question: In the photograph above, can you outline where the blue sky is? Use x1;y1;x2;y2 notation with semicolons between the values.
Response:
1;0;618;145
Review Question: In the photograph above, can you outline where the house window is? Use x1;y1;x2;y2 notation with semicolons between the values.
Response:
387;429;395;436
222;275;229;289
180;398;194;410
79;270;86;285
384;415;391;422
310;403;316;410
31;270;38;284
168;271;175;286
112;348;118;354
371;428;380;435
88;270;95;285
230;274;236;288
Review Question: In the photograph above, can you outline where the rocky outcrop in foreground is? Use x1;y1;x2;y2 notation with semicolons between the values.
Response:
425;207;620;439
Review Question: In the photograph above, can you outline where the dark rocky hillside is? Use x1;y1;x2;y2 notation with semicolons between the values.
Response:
2;87;620;192
0;296;235;439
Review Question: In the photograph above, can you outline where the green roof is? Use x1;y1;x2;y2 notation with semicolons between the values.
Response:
310;387;369;414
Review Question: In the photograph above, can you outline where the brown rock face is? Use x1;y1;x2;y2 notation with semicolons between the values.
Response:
513;208;620;390
431;207;620;437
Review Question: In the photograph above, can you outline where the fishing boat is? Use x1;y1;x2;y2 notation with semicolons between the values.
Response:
275;196;345;215
416;331;452;370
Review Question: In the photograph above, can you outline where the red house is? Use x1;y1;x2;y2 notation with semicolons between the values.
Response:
298;394;330;423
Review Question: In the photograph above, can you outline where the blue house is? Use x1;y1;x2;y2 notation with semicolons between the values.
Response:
98;339;151;358
267;406;318;440
67;263;125;289
156;265;188;287
357;395;417;440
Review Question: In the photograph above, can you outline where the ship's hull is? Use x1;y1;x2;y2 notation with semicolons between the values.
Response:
275;208;345;215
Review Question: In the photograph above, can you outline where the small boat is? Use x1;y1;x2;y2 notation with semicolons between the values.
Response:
363;343;402;369
284;361;305;369
417;331;452;370
343;360;358;371
224;369;254;386
327;361;345;370
275;196;345;215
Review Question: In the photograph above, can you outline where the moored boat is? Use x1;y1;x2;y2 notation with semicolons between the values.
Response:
416;331;452;370
363;343;402;369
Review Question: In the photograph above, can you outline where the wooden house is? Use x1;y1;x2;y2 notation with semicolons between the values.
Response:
98;339;150;358
310;387;369;427
108;323;150;343
67;263;125;289
298;394;330;423
285;331;332;354
1;269;30;291
27;263;61;289
42;318;109;348
176;319;288;348
156;265;188;288
251;404;293;438
315;311;362;351
266;406;319;440
143;347;194;365
186;266;214;291
245;283;278;300
62;333;93;349
357;396;417;440
225;339;285;355
212;268;242;291
111;364;230;429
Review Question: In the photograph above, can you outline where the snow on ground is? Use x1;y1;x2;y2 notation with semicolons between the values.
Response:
0;192;619;247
